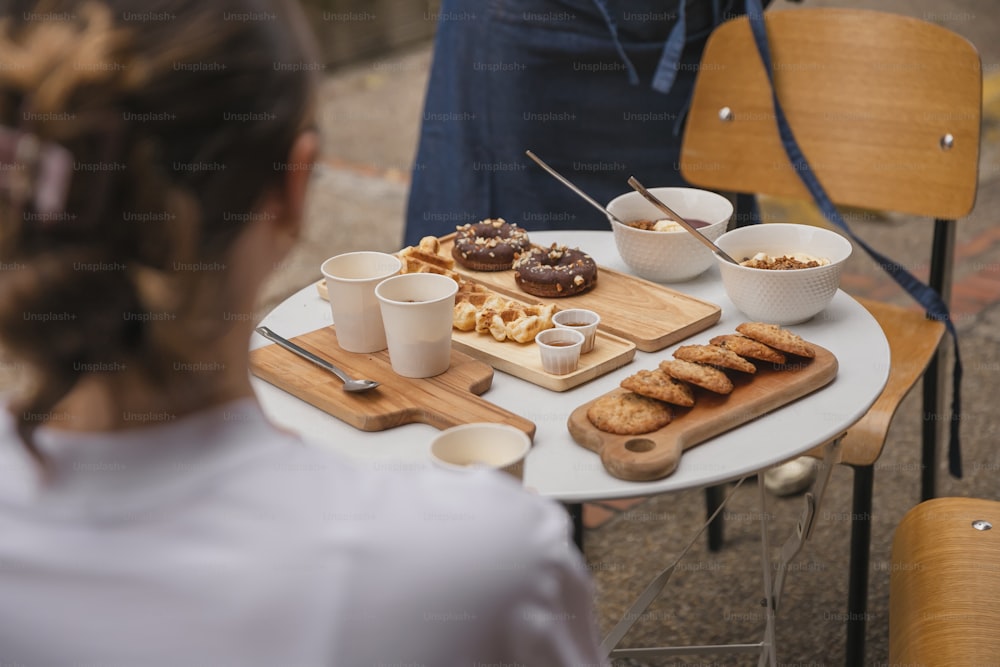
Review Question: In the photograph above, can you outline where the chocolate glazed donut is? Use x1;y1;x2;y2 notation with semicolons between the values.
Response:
451;218;531;271
513;244;598;298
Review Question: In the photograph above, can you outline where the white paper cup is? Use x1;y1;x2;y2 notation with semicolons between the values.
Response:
375;273;458;378
429;423;531;481
321;252;402;353
552;308;600;354
535;327;585;375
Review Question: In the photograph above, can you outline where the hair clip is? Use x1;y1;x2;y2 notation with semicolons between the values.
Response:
0;125;73;218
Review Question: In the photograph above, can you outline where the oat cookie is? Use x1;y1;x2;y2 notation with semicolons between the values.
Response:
674;344;756;374
659;359;734;395
735;322;816;359
621;369;695;407
709;334;786;365
587;391;673;435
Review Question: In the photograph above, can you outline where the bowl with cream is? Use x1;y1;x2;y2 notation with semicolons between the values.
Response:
606;187;733;282
714;223;853;324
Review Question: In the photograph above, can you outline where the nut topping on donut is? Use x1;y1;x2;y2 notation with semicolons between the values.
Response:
451;218;531;271
513;243;598;298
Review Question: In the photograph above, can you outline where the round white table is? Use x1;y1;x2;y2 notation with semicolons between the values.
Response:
252;229;890;665
252;230;889;502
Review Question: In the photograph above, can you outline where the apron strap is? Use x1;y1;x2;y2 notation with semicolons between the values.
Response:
652;0;687;93
590;0;640;85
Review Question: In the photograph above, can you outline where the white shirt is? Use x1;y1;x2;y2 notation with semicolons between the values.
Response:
0;398;605;666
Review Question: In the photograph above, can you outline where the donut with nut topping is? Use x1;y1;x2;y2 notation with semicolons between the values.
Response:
513;243;598;298
451;218;531;271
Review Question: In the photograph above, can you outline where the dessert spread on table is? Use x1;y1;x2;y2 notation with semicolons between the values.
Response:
512;243;598;298
587;322;816;435
568;322;838;482
391;232;636;390
449;218;598;298
451;218;532;271
738;252;830;270
626;218;711;232
399;234;558;345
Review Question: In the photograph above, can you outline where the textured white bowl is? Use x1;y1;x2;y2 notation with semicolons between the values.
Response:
714;223;853;325
606;187;733;283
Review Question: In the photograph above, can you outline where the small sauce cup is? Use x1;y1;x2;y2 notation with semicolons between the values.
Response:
535;328;585;375
552;308;600;354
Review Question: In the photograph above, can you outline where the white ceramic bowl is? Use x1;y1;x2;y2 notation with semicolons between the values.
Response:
714;223;854;325
606;187;734;283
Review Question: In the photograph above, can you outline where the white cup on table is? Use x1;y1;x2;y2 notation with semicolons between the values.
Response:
375;272;458;378
321;251;402;353
429;423;531;482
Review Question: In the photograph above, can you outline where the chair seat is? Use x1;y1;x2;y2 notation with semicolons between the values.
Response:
890;497;1000;664
807;297;945;466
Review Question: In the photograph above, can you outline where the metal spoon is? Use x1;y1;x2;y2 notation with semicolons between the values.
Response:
626;176;740;265
525;150;625;227
255;326;380;392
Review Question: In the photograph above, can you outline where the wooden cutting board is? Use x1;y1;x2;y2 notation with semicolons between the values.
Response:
250;326;535;437
438;235;721;352
567;346;838;481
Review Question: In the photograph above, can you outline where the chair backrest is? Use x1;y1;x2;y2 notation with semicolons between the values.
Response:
679;8;981;221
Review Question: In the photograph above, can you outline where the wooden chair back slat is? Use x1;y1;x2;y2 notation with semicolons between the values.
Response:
680;9;981;220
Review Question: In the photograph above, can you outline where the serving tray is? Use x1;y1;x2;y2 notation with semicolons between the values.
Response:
451;326;634;392
250;326;536;437
437;234;721;352
567;345;838;481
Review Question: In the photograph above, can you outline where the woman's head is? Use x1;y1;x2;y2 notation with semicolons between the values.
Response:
0;0;319;456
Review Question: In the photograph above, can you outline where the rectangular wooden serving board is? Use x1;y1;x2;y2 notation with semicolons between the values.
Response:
437;234;721;352
250;326;536;437
451;327;635;392
566;345;838;481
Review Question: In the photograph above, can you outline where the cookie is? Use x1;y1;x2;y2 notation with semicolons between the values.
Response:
674;344;756;374
587;391;673;435
709;334;786;365
659;359;734;395
735;322;816;359
621;369;695;408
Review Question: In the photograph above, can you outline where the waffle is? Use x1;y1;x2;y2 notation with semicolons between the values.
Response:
396;237;555;344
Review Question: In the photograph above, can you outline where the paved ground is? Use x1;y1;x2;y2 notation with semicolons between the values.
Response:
259;1;1000;664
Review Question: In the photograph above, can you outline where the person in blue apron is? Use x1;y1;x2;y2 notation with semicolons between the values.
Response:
404;0;779;245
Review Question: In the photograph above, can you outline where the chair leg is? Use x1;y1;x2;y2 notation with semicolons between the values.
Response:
705;485;725;552
920;352;942;502
845;465;874;667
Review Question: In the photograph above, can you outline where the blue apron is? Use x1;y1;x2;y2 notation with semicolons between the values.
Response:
404;0;761;244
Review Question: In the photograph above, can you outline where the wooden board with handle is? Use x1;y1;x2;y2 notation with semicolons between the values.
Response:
437;235;721;352
250;326;536;437
567;345;838;481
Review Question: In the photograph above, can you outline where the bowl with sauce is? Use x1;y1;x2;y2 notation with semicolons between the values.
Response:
606;187;733;282
713;223;854;324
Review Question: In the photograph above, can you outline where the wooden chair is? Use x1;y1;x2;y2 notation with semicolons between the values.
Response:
678;9;981;665
890;497;1000;664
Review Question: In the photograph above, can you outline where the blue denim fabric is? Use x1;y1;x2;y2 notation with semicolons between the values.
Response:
404;0;759;244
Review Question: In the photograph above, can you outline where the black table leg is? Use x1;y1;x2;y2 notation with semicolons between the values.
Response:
706;485;726;551
565;502;584;553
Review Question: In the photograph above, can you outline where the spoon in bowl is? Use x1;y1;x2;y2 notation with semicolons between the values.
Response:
626;176;740;265
255;326;380;393
524;150;626;227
